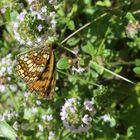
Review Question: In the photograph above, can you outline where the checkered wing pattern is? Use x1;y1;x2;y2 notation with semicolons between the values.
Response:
16;45;55;97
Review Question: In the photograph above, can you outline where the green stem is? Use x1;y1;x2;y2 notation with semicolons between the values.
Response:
90;61;135;84
7;90;19;111
60;13;108;45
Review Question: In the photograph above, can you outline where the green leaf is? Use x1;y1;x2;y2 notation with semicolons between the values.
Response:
82;42;94;56
67;20;75;30
134;59;140;66
133;67;140;75
57;58;70;69
67;37;80;46
24;108;32;120
90;62;104;75
0;121;17;140
96;0;111;7
10;11;18;21
4;9;11;22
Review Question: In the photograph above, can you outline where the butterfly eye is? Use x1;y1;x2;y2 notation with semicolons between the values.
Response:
37;58;40;61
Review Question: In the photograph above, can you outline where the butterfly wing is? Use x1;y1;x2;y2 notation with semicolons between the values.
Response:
16;45;56;97
28;48;55;96
16;47;50;83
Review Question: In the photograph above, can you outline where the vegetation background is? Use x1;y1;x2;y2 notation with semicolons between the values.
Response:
0;0;140;140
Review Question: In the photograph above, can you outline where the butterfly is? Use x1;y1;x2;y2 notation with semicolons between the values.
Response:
16;44;55;98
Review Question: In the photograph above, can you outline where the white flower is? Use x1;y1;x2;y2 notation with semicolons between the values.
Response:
72;46;79;55
60;107;68;120
0;8;6;14
37;24;43;32
36;100;41;105
37;37;42;43
32;107;38;113
48;131;55;140
13;121;19;131
17;11;26;22
7;77;11;81
41;6;47;13
7;67;12;74
20;39;26;45
46;114;53;121
42;115;47;121
51;19;57;29
49;12;56;18
82;114;92;125
9;84;17;92
24;92;30;98
1;67;6;73
60;98;94;133
69;107;75;113
38;124;43;132
72;66;85;74
27;40;33;46
49;0;57;5
0;85;6;92
84;100;94;111
27;0;35;4
101;114;111;122
64;98;76;108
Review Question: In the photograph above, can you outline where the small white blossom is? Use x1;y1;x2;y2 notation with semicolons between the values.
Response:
36;100;41;105
49;0;57;5
69;107;75;113
72;66;85;74
27;0;35;4
0;115;4;121
101;114;111;122
42;115;47;121
41;115;47;121
48;131;55;140
38;124;44;132
0;8;6;14
24;92;30;98
72;46;79;55
41;6;47;13
84;100;94;111
51;19;57;29
32;107;38;113
9;84;17;92
37;24;43;32
17;11;26;22
46;114;53;121
82;114;92;125
7;67;12;74
13;121;19;131
37;37;42;43
60;107;68;120
0;85;6;92
27;40;33;46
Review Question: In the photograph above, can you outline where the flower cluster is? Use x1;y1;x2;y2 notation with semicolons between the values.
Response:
0;110;18;121
60;98;96;133
0;54;17;93
72;66;85;74
13;0;58;46
125;21;140;38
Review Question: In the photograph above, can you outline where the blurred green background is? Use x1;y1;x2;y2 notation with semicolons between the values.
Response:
0;0;140;140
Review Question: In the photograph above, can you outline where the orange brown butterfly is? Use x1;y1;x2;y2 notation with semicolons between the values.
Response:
16;44;56;98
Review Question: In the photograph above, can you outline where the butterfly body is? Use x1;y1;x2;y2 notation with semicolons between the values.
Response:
16;45;55;98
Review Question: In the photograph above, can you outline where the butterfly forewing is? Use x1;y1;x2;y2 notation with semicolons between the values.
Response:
16;45;55;97
28;48;54;95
